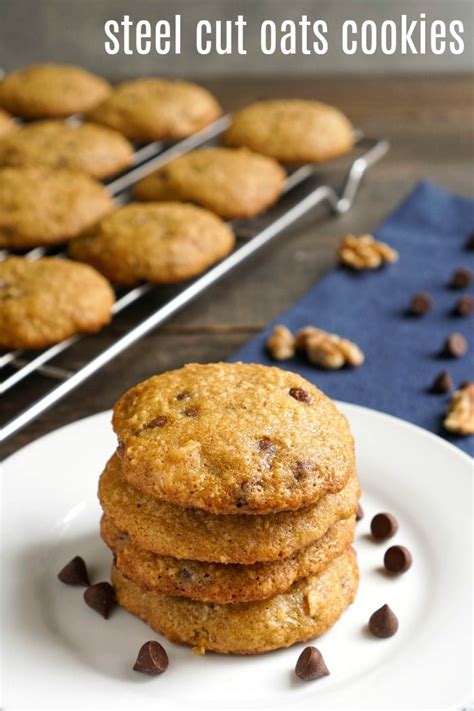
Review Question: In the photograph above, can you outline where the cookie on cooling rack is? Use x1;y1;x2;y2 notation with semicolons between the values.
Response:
0;166;114;249
69;202;235;285
87;78;221;141
133;147;286;219
0;257;114;350
0;120;134;179
0;108;16;138
0;64;111;119
224;99;354;163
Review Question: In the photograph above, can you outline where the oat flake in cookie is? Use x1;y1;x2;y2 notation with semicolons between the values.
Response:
112;363;355;514
0;257;114;350
0;63;111;119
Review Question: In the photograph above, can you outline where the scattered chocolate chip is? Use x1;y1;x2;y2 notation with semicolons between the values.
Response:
455;295;474;316
356;503;364;522
384;545;413;574
176;390;191;400
83;582;116;619
443;332;468;358
236;497;247;508
135;415;168;435
295;646;330;681
289;387;311;403
466;233;474;250
183;406;198;417
57;556;90;586
409;292;432;316
431;370;453;393
371;512;399;540
368;604;399;638
451;266;473;289
133;641;169;675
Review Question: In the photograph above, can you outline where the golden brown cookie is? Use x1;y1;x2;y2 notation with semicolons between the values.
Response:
112;363;355;514
133;147;286;219
102;514;355;604
0;108;16;137
69;202;235;285
112;547;358;654
0;166;114;249
0;64;111;118
0;120;133;178
0;257;114;350
87;78;221;141
98;453;360;563
224;100;354;163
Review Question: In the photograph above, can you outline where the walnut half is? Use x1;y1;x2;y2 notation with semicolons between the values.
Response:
296;326;364;370
266;324;295;360
443;383;474;436
338;234;399;270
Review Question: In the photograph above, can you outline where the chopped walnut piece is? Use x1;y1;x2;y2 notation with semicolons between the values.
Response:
298;327;364;369
306;589;319;617
443;383;474;436
266;324;295;360
191;646;206;655
338;234;399;270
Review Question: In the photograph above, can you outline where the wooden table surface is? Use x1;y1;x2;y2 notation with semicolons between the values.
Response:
2;74;473;458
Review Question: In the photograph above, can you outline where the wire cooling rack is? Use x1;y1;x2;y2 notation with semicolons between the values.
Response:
0;116;389;441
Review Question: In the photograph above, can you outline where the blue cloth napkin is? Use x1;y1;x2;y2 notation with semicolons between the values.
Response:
231;181;474;456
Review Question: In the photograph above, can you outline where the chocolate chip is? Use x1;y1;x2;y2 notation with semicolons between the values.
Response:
443;332;468;358
356;503;364;522
133;641;169;675
371;512;399;540
451;266;473;289
384;545;413;573
176;390;191;400
368;604;399;638
289;387;311;403
466;233;474;250
236;497;247;508
409;292;432;316
183;406;198;417
293;461;307;481
58;556;90;586
295;646;330;681
136;415;168;434
431;370;453;393
83;582;116;619
456;295;474;316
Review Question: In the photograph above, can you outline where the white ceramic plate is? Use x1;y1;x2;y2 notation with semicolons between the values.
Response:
1;404;472;711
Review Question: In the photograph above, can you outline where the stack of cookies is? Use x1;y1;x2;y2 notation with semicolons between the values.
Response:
99;362;360;654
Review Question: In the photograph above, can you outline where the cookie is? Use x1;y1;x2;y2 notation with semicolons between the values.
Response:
0;64;111;119
133;147;286;219
224;100;354;163
112;363;355;514
98;453;359;564
112;547;358;654
0;120;134;179
102;514;355;604
87;78;221;141
0;166;114;249
68;202;235;285
0;109;16;138
0;257;114;350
